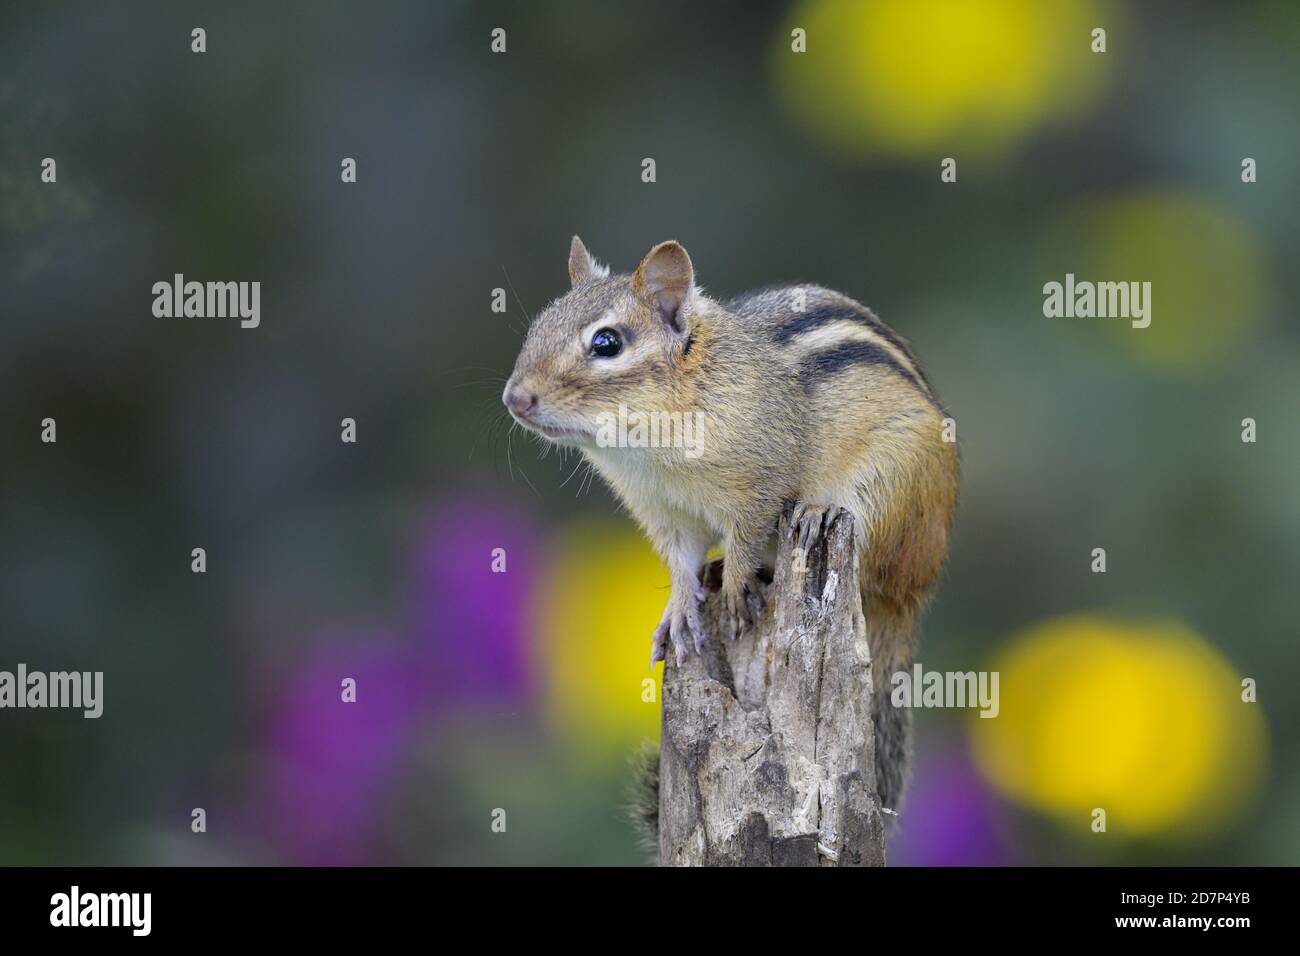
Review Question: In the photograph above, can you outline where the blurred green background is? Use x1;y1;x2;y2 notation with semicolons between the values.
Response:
1;0;1297;865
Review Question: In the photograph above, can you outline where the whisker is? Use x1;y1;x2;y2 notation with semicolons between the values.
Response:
578;460;597;498
469;408;511;465
505;421;541;498
558;454;585;489
501;265;535;328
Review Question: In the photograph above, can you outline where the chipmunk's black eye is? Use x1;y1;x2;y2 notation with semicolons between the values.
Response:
589;327;622;358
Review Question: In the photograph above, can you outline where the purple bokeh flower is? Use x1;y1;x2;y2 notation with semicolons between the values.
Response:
252;491;541;863
409;495;538;708
889;747;1015;866
260;636;418;865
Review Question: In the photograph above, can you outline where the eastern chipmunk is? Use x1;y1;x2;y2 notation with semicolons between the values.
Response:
504;237;958;811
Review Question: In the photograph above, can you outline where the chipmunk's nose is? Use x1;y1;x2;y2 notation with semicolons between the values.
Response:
503;382;538;418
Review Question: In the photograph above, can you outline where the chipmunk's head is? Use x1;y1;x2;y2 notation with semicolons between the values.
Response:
503;236;700;445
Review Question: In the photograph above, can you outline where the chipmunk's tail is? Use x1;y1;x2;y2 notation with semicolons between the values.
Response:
863;590;918;819
624;741;660;861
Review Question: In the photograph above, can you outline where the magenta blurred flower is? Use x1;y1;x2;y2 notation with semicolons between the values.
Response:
410;495;538;708
889;748;1014;866
260;636;418;865
253;491;540;863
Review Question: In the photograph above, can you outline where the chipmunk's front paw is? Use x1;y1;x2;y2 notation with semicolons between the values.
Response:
650;582;708;667
721;573;765;640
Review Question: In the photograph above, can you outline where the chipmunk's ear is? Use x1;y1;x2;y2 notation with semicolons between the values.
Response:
633;240;694;334
568;235;607;287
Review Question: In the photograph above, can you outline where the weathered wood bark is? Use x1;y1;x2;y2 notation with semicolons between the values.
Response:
659;505;886;866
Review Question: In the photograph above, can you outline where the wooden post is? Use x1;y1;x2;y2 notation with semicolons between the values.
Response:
658;505;887;866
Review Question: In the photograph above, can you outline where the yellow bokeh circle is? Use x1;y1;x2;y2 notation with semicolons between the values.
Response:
969;615;1266;837
775;0;1111;159
534;520;668;758
1042;193;1272;372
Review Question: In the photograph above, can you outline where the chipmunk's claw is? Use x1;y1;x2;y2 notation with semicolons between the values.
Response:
722;573;766;640
652;582;708;666
650;632;666;668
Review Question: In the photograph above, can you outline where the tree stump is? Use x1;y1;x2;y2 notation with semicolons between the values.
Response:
658;505;886;866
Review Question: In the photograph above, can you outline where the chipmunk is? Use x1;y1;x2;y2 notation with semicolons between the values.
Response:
503;237;958;812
